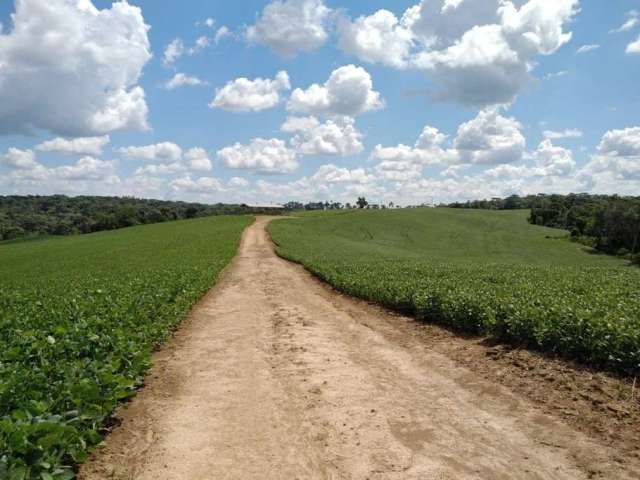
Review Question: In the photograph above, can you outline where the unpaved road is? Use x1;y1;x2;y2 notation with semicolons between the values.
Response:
81;217;638;480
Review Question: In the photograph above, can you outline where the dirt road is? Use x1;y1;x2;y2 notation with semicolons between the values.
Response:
81;217;638;479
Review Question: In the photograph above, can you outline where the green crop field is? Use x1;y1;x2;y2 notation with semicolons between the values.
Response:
269;208;640;375
0;215;252;479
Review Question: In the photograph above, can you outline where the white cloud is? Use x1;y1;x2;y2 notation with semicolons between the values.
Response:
1;148;39;170
184;147;213;171
542;128;583;140
36;136;110;156
499;0;578;56
217;138;298;173
627;35;640;54
1;148;118;185
164;38;185;66
205;18;215;28
311;164;373;184
484;164;531;179
0;0;151;136
337;0;578;107
165;73;207;90
610;11;639;34
371;125;453;171
215;26;231;44
118;142;183;163
531;139;575;176
190;35;211;54
415;126;448;149
413;24;529;107
54;157;118;181
165;32;219;65
543;70;568;80
453;109;525;165
370;109;525;185
581;127;640;182
576;44;600;54
281;116;320;133
375;157;424;182
597;127;640;157
210;71;291;112
134;163;184;177
337;9;415;69
245;0;332;57
287;65;384;116
228;176;250;188
286;116;364;156
171;176;226;194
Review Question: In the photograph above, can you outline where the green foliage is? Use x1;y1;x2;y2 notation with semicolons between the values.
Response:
269;209;640;376
0;215;252;478
0;195;275;242
446;193;640;261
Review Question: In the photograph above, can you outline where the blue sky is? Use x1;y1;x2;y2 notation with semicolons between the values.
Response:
0;0;639;205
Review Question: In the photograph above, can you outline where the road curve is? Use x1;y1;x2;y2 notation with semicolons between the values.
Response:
80;217;637;480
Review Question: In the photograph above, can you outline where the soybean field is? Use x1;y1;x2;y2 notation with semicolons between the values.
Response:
269;208;640;375
0;215;252;479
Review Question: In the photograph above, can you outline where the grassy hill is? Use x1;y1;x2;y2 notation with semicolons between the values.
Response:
269;208;639;375
0;215;252;479
282;208;626;267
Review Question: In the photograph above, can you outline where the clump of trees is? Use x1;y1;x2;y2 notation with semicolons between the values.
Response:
446;193;640;263
0;195;277;241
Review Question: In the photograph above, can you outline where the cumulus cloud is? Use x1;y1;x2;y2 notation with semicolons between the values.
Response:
337;9;415;69
484;164;531;179
338;0;578;108
597;127;640;157
118;142;183;163
228;176;250;188
171;176;226;194
284;116;364;156
287;65;384;116
542;129;583;140
576;44;600;54
531;139;575;176
210;71;291;112
54;157;118;181
453;109;525;165
1;148;39;170
165;73;207;90
1;148;118;184
36;136;110;156
580;127;640;182
217;138;298;173
371;125;453;182
0;0;152;136
311;164;374;185
245;0;332;57
134;163;184;177
184;147;213;171
627;35;640;54
371;125;453;172
371;109;525;187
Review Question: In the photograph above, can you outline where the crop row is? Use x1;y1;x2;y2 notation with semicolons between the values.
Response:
270;226;640;376
0;216;252;479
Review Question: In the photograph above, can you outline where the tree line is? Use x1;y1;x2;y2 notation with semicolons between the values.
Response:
446;193;640;264
0;195;281;241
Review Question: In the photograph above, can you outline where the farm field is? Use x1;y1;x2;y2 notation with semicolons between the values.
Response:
269;208;640;374
0;215;252;479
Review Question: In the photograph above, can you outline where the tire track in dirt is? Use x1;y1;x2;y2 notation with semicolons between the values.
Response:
80;217;639;479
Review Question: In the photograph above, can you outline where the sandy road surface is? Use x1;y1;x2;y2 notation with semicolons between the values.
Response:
81;217;638;480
